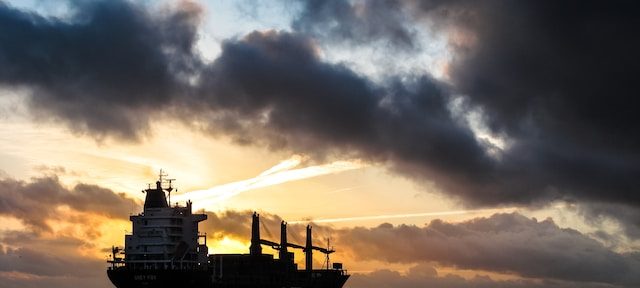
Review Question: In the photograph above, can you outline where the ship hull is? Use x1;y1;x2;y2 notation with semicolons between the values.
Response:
107;268;349;288
107;268;211;288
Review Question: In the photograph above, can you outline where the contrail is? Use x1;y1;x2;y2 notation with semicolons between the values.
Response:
288;207;518;224
173;156;364;209
258;155;305;177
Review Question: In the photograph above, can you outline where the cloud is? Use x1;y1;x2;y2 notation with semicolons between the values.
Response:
1;0;639;238
287;0;640;235
292;0;417;50
0;273;111;288
197;210;640;287
0;0;201;140
0;173;138;288
0;231;112;288
0;175;140;232
201;210;286;241
175;155;363;209
430;0;640;208
576;202;640;240
194;29;492;194
349;263;622;288
0;244;104;278
406;0;640;235
338;213;640;286
0;207;636;287
288;207;517;224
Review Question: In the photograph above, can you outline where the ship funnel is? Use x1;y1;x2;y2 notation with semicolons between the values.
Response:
143;181;169;209
306;225;312;272
280;221;288;261
250;212;262;256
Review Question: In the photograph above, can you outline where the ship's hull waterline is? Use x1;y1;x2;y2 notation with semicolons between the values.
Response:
107;268;349;288
107;269;210;288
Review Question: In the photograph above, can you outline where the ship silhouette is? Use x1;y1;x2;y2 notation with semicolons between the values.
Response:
107;172;350;288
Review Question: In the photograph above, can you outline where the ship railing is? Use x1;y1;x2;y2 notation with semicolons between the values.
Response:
142;224;183;228
109;259;208;271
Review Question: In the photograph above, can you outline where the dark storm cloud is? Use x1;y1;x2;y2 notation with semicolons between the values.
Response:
194;30;492;192
291;0;640;216
432;0;640;207
2;0;640;235
292;0;416;50
0;0;201;140
0;176;140;232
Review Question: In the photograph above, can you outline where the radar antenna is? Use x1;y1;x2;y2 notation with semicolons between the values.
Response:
158;169;176;204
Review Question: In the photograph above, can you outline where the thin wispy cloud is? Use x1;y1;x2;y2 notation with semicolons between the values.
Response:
258;154;306;176
174;155;364;209
288;207;518;224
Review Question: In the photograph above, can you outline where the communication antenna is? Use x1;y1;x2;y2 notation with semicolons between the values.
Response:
159;169;167;182
166;179;175;205
158;169;175;204
325;237;332;270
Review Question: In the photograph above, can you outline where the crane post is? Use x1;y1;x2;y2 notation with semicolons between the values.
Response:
306;225;312;272
250;212;262;256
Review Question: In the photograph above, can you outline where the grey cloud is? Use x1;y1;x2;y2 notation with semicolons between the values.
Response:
1;0;640;240
0;231;112;288
201;210;285;241
0;276;111;288
194;30;491;196
0;175;140;232
411;0;640;234
576;202;640;240
201;210;333;247
292;0;416;50
0;244;104;278
198;210;640;287
0;174;139;287
436;0;640;207
338;213;640;286
0;0;200;140
2;209;636;287
202;210;255;240
0;230;89;250
287;0;640;238
349;263;623;288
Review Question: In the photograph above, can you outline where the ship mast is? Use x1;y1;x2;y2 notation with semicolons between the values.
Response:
324;237;332;270
158;169;175;205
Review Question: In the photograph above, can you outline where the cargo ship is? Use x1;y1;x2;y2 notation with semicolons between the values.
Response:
107;173;350;288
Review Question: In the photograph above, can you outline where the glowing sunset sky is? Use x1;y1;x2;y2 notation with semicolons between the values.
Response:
1;1;639;288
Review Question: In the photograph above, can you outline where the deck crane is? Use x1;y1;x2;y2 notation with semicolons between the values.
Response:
251;213;336;271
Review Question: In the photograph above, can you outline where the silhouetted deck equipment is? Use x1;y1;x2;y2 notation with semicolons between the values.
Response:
107;172;349;288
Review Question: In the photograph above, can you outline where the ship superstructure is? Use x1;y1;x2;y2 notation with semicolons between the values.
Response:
124;175;208;269
107;173;349;288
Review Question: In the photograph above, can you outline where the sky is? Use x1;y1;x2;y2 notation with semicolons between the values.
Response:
0;0;639;287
